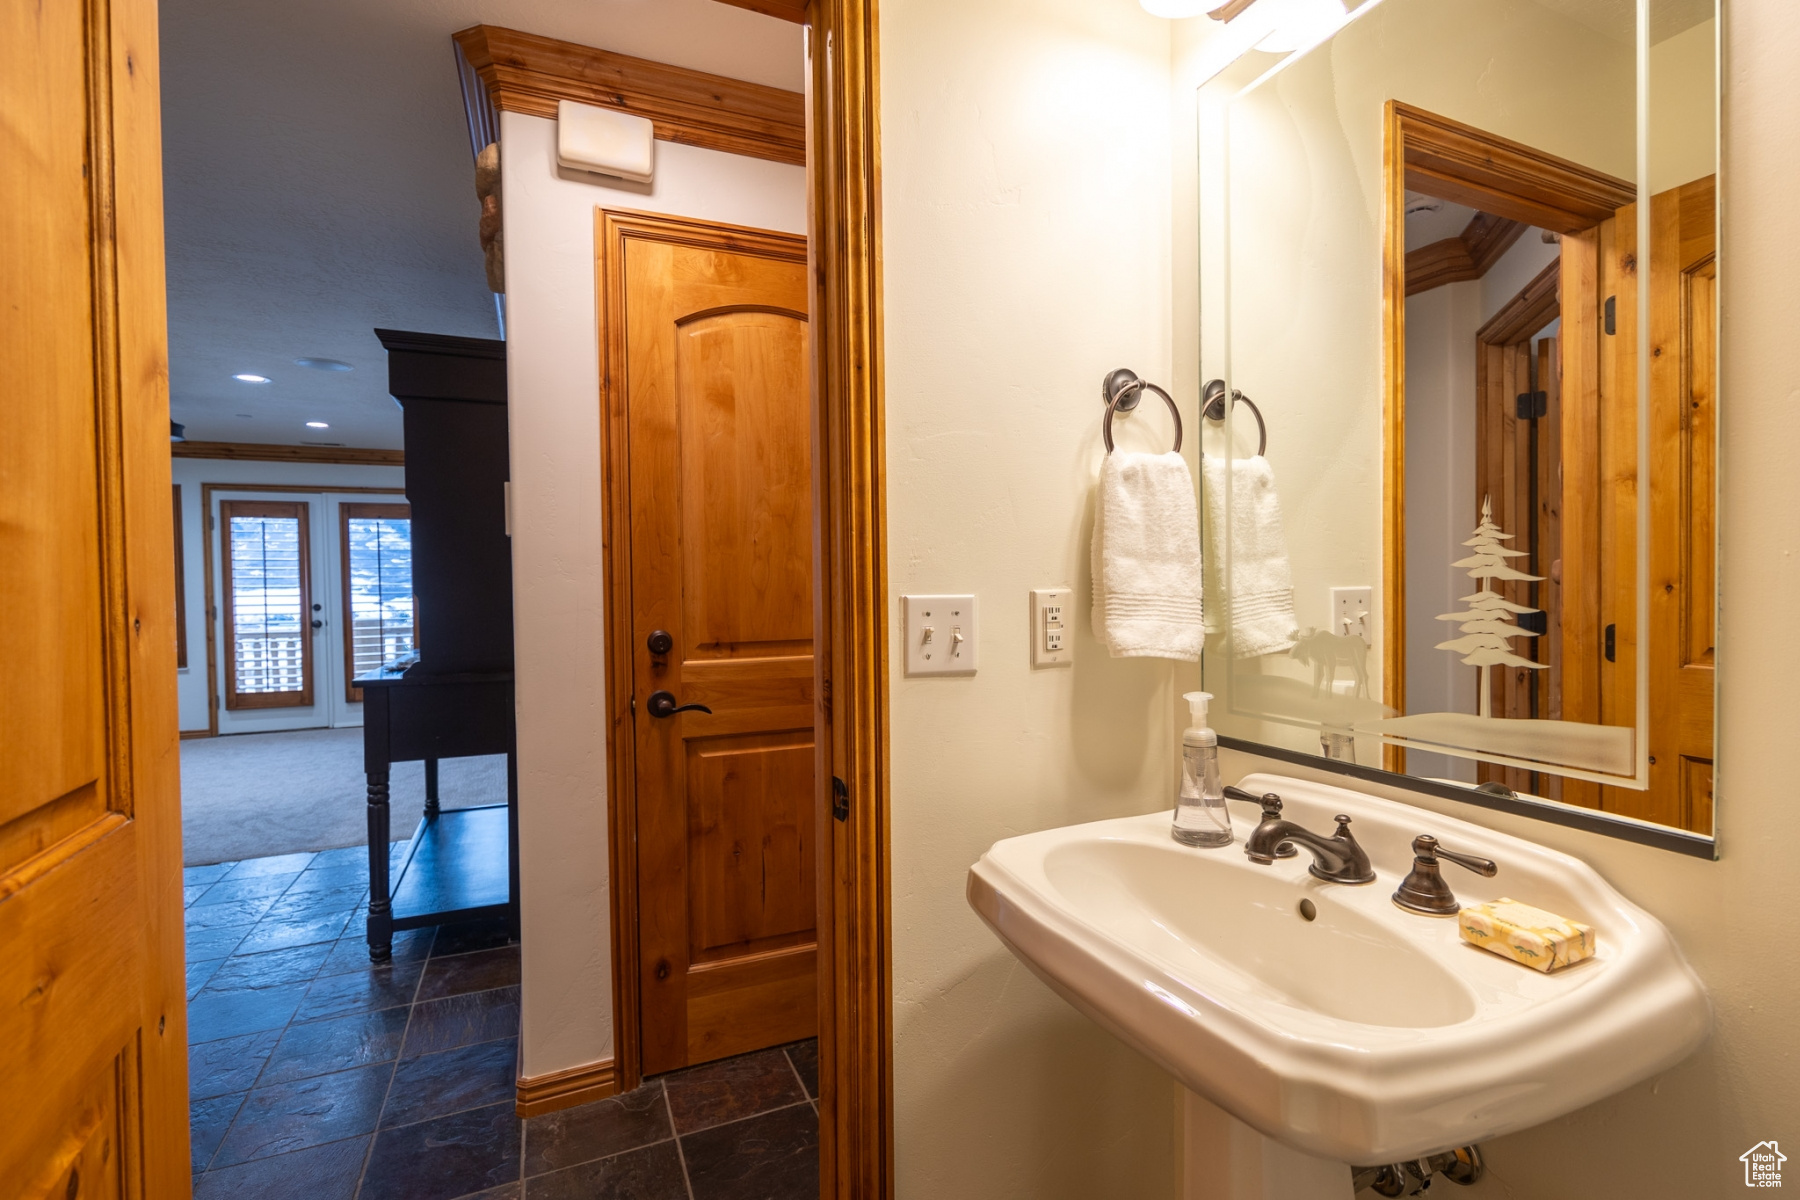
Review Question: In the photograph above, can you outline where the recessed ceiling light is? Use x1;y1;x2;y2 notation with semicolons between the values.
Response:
235;413;254;419
305;421;330;429
295;357;354;372
233;373;271;384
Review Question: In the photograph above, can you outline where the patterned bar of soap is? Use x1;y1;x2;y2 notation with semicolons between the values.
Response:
1458;898;1595;972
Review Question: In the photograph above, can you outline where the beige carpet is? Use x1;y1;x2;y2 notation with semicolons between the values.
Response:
179;727;507;866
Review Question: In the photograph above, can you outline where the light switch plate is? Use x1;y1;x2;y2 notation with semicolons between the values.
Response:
902;594;977;676
1330;586;1373;645
1031;587;1073;667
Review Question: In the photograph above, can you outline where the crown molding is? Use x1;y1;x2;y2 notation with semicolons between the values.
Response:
171;441;403;467
711;0;806;22
451;25;804;167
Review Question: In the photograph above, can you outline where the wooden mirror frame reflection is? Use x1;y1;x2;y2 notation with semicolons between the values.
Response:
1382;100;1717;845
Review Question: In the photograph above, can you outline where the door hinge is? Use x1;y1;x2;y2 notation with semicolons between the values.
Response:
1604;623;1616;662
1515;391;1548;420
831;776;849;823
1603;295;1617;336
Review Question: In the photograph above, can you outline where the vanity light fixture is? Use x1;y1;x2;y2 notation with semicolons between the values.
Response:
305;421;330;429
232;373;271;384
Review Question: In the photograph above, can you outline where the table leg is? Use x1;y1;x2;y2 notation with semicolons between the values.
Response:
366;768;393;962
424;757;440;818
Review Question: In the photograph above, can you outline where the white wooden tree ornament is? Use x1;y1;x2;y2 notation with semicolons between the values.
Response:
1436;496;1546;718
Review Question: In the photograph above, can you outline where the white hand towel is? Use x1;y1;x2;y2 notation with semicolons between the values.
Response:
1089;451;1205;660
1202;454;1300;658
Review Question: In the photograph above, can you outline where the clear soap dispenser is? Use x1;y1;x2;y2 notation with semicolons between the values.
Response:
1173;691;1232;847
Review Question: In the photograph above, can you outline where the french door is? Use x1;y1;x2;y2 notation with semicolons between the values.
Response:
210;489;408;733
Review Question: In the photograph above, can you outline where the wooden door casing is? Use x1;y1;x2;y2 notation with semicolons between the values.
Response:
219;499;315;710
599;209;816;1081
1;0;190;1193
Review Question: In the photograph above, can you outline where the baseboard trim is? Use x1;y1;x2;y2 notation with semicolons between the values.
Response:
516;1057;618;1118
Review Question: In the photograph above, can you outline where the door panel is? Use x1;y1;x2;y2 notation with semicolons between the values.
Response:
2;0;188;1189
608;211;815;1076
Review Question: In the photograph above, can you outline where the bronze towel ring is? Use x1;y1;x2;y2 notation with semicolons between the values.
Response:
1100;368;1183;454
1201;377;1269;457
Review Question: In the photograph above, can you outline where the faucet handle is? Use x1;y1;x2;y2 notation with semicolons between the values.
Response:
1393;835;1499;916
1223;786;1282;819
1223;788;1296;857
1414;835;1497;878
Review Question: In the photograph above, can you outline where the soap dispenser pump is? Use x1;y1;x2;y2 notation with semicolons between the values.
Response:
1173;691;1232;847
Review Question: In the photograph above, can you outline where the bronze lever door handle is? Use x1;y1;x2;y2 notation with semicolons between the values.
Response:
645;690;712;718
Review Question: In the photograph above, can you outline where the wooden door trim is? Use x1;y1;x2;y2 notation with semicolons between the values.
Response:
1381;100;1631;772
596;207;810;1097
198;482;405;734
808;2;892;1195
452;25;804;167
218;499;315;710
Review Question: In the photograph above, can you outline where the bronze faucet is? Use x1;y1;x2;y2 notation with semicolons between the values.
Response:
1225;787;1376;884
1391;835;1498;915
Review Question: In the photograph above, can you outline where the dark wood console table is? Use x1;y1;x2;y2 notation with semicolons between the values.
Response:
359;667;518;961
363;328;516;962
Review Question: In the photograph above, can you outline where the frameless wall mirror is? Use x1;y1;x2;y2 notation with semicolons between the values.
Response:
1197;0;1719;854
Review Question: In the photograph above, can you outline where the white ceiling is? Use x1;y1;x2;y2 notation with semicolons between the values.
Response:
161;0;804;448
1404;197;1479;250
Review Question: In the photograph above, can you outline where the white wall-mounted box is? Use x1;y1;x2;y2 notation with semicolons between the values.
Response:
556;99;655;184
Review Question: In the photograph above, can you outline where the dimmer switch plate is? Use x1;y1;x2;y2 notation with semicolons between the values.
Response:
1331;586;1373;645
903;594;978;676
1031;588;1073;667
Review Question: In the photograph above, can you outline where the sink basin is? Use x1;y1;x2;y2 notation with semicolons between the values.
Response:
967;772;1709;1165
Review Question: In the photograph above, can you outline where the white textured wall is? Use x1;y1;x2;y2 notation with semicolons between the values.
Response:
881;0;1182;1196
1222;3;1800;1195
171;457;405;732
500;111;804;1079
1401;280;1479;780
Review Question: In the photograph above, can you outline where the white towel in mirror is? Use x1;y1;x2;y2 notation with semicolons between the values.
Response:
1202;454;1300;658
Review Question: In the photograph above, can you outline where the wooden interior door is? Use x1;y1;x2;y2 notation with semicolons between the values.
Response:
2;0;191;1193
603;210;816;1076
1576;177;1717;831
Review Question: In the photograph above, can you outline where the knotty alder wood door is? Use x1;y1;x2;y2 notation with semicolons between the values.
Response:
2;0;191;1194
1592;177;1718;831
602;210;816;1075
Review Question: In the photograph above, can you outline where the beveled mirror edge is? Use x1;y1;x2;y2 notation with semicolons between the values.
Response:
1219;735;1717;859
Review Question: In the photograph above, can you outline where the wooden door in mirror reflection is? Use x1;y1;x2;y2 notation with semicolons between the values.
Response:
1590;178;1717;832
2;0;190;1192
600;210;816;1082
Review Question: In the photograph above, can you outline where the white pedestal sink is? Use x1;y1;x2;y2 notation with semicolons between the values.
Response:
967;773;1709;1198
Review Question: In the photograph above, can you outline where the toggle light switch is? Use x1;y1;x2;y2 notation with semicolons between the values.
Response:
903;595;978;676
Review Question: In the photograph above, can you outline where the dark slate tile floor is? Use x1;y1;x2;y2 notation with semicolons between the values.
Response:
186;850;818;1199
